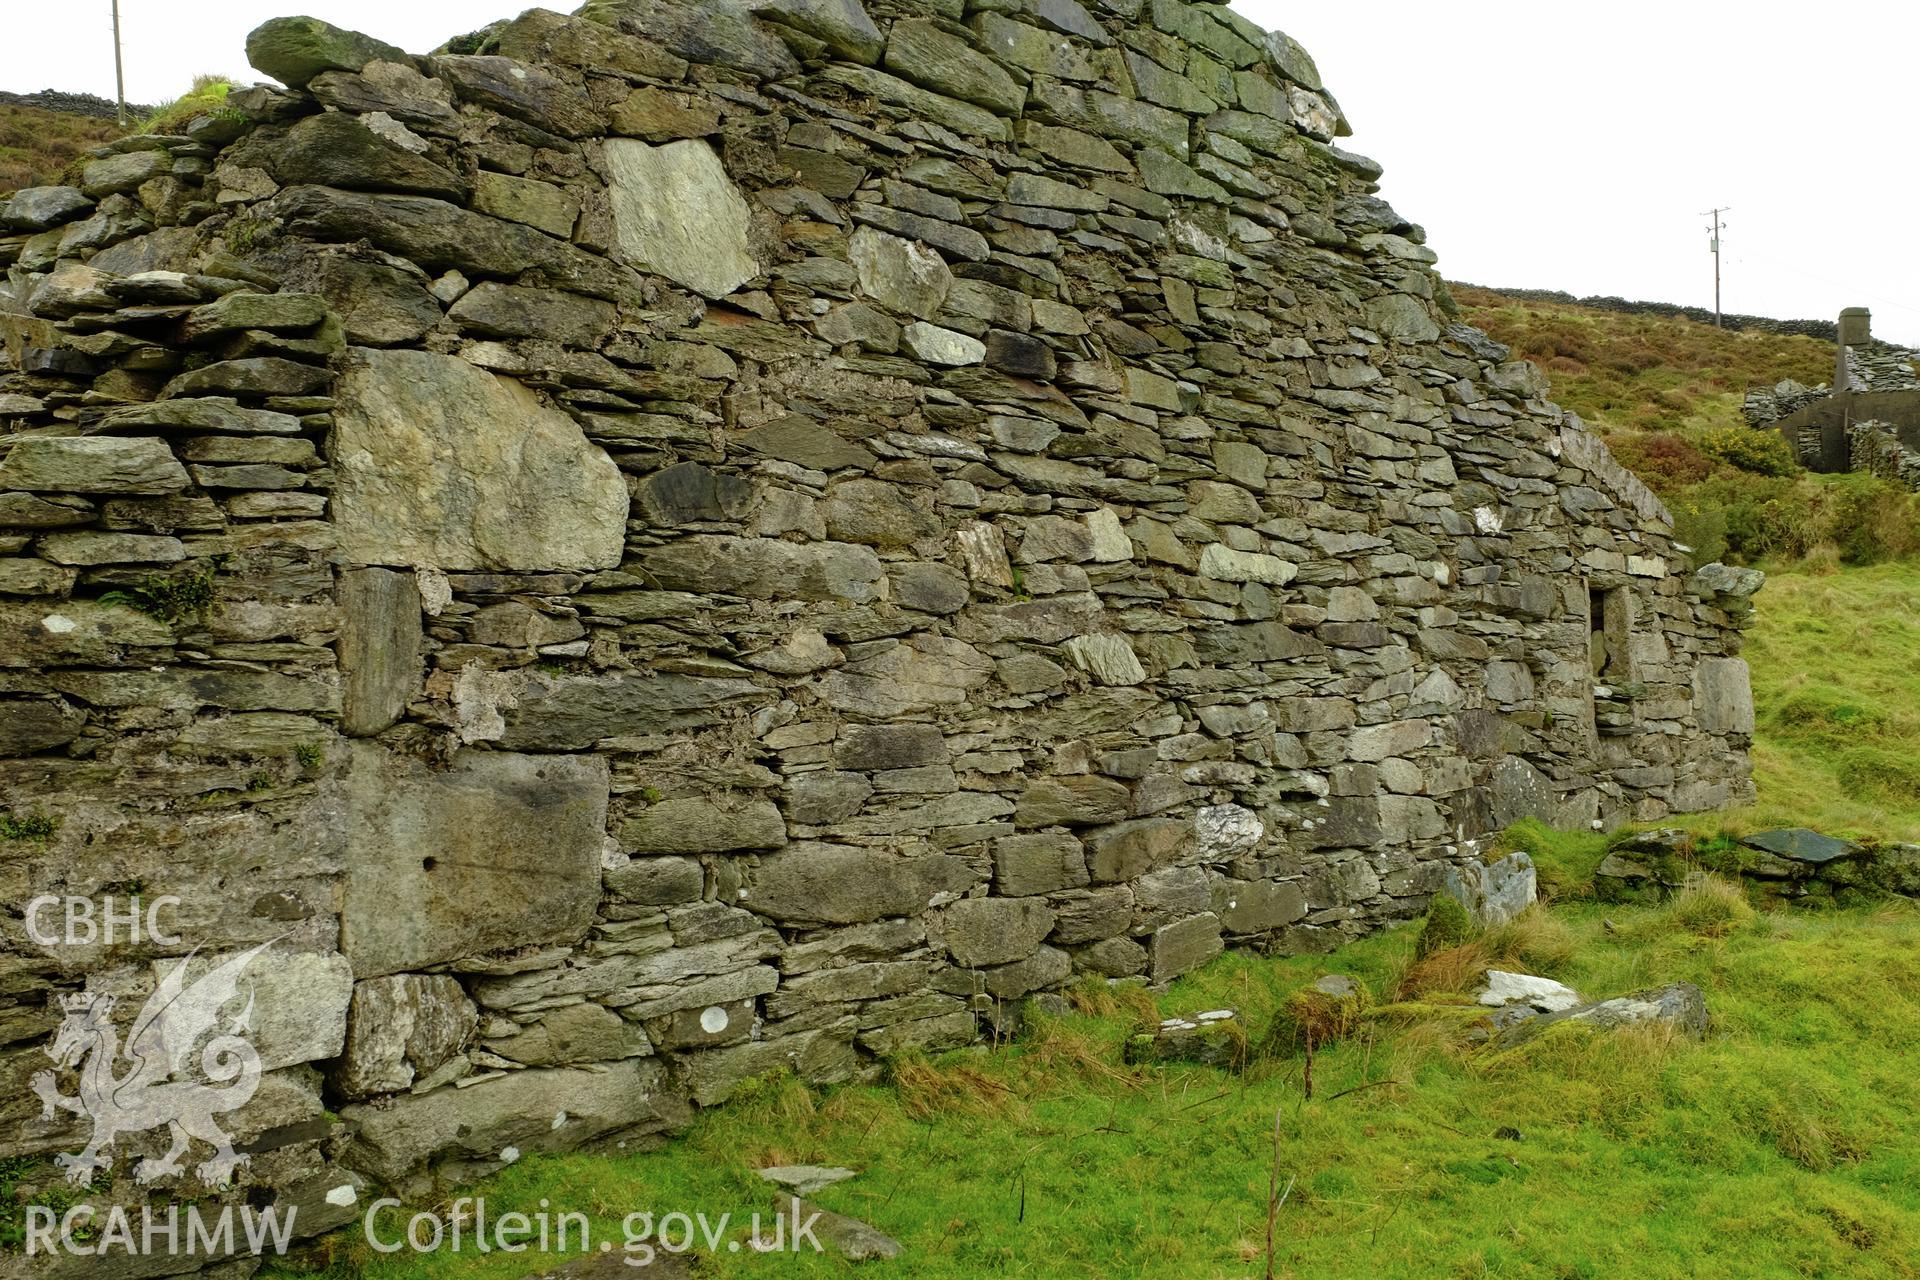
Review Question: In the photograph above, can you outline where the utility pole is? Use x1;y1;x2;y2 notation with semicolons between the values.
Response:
111;0;127;126
1701;207;1728;326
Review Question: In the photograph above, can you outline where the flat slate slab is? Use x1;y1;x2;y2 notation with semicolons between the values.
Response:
1742;828;1863;864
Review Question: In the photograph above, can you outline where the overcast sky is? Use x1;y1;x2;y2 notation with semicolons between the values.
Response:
8;1;1918;344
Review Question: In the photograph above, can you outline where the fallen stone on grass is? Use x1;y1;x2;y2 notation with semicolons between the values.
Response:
1126;1008;1248;1069
775;1195;902;1261
1477;971;1581;1013
1494;980;1708;1049
760;1164;858;1195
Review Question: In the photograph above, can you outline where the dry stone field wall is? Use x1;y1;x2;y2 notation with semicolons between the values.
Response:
0;0;1758;1233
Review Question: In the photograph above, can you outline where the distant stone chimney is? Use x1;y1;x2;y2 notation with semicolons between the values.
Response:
1839;306;1871;388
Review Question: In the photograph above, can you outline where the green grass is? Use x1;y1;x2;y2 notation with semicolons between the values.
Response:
271;893;1920;1280
137;76;238;136
1709;561;1920;842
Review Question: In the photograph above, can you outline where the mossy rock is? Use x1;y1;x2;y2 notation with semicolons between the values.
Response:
1259;974;1372;1058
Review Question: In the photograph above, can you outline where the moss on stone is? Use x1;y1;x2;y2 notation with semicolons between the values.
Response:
1416;892;1474;958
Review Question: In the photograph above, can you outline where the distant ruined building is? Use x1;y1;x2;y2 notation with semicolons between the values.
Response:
1746;306;1920;484
0;0;1761;1264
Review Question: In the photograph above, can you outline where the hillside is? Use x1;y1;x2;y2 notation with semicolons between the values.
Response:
0;99;123;192
1452;284;1836;437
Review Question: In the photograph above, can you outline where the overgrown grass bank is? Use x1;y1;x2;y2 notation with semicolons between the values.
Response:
273;893;1920;1280
1735;562;1920;842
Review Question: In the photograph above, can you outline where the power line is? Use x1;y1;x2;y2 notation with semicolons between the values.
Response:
1700;207;1729;327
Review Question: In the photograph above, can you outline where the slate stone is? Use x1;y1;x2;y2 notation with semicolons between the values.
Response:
491;1002;653;1065
0;600;174;669
3;186;92;232
1016;776;1131;827
0;494;90;529
940;897;1053;966
304;256;445;346
822;477;942;546
340;743;609;977
634;461;754;525
1694;656;1755;735
273;185;636;301
1083;817;1189;881
329;347;628;572
743;843;975;924
993;832;1089;896
621;796;788;853
181;291;330;340
1149;912;1223;982
488;5;692;80
81;150;170;198
884;19;1027;117
470;171;580;238
274;112;469;201
341;1058;679;1183
751;0;884;63
834;723;948;770
37;532;186;565
1220;879;1306;933
0;699;87;754
162;357;333;399
604;138;759;299
0;437;189;494
1742;828;1862;865
849;226;952;320
580;0;800;80
890;561;969;614
333;974;477;1099
641;535;884;602
309;60;459;126
786;770;873;824
153;947;353;1071
337;567;421;737
902;321;986;365
735;416;877;471
432;54;598;138
0;557;75;596
498;672;765;750
448;282;616;346
985;328;1057;380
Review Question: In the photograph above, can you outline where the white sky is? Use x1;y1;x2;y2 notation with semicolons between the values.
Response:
8;1;1919;344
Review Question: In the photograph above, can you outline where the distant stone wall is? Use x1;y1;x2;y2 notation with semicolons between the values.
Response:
0;89;151;121
0;0;1758;1263
1850;419;1920;489
1464;284;1839;342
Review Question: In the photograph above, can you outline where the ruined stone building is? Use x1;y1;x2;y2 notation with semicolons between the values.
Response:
0;0;1760;1247
1746;306;1920;482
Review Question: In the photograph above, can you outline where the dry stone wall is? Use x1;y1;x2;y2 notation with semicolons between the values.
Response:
0;0;1759;1252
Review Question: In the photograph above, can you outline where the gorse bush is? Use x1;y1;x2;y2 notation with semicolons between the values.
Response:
1695;425;1799;477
